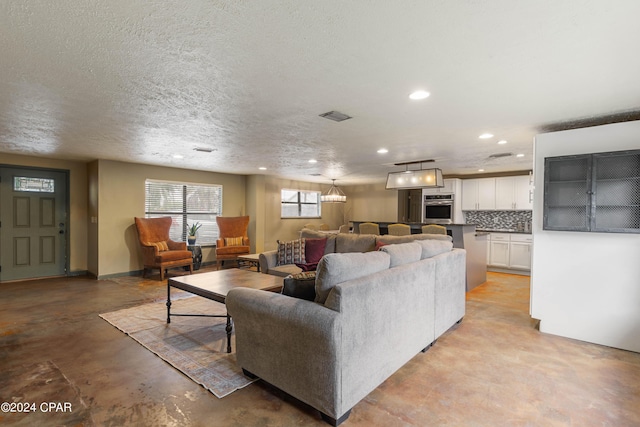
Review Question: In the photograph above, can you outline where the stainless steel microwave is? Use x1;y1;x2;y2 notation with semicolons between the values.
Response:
424;194;454;224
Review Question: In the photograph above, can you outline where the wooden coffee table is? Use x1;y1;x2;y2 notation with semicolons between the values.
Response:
167;269;282;353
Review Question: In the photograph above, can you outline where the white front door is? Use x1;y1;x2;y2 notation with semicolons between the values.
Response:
0;167;68;281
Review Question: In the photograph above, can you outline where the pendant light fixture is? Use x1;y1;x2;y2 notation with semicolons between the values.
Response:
321;179;347;203
385;160;444;190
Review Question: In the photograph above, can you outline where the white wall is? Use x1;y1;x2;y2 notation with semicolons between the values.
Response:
531;120;640;353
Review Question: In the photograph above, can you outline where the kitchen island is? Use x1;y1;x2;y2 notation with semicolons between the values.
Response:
351;221;487;291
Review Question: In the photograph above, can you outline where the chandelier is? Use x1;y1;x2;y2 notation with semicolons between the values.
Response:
385;160;444;190
321;179;347;203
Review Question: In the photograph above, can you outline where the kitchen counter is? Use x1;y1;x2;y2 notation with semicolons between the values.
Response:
476;228;532;234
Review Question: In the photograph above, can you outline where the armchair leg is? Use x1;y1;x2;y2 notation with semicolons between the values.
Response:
160;268;165;281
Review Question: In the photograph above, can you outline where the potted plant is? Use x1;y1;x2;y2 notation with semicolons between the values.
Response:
187;222;202;245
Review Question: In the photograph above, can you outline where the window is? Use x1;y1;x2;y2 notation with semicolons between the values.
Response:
14;176;55;193
145;180;223;244
281;189;321;218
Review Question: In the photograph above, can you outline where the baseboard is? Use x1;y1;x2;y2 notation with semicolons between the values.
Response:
97;270;145;280
68;270;89;277
487;267;530;276
96;262;217;280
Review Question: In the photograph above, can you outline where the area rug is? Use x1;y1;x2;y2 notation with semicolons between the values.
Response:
99;295;256;398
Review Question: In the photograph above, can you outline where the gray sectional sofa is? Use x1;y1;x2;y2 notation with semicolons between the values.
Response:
226;238;466;426
258;228;453;277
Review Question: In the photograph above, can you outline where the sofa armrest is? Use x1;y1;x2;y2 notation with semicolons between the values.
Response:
258;250;278;274
226;288;341;417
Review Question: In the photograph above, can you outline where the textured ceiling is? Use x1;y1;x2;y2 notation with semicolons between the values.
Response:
1;1;640;185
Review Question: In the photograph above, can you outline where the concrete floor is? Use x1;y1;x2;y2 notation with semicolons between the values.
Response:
1;268;639;426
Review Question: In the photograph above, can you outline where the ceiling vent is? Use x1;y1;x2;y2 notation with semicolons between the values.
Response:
488;153;513;159
193;147;215;153
319;111;352;122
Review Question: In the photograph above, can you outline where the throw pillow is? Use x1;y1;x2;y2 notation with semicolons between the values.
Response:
295;262;319;272
225;236;243;246
282;271;317;301
148;241;169;251
305;238;327;264
276;238;306;266
375;240;387;251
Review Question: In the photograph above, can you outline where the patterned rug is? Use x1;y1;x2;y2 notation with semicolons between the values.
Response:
99;295;256;398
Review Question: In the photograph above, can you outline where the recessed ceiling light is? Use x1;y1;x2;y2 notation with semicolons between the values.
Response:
516;153;525;158
308;159;317;163
497;140;508;145
478;169;485;172
409;90;430;100
479;133;493;139
258;167;267;170
377;148;389;154
172;154;184;159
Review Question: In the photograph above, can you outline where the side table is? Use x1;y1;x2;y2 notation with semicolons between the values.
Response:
187;244;202;271
237;254;261;272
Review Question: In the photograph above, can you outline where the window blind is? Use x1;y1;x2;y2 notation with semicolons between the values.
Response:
145;180;223;244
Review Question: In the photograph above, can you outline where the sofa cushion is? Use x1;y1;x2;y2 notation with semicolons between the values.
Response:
379;242;422;268
282;271;317;301
416;239;454;259
216;245;250;255
335;233;376;253
155;250;193;262
314;251;391;304
277;239;306;266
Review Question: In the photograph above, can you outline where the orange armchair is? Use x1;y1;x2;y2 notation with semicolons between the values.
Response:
135;217;193;280
215;216;250;270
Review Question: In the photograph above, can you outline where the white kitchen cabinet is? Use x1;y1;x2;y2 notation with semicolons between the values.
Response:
489;233;510;267
462;178;495;210
422;178;458;195
509;234;532;269
487;233;532;271
495;175;533;210
514;175;533;210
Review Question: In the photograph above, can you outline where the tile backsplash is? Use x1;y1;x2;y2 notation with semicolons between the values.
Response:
464;210;532;230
